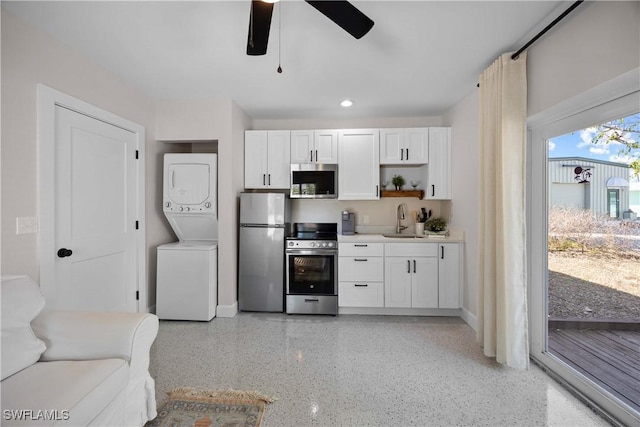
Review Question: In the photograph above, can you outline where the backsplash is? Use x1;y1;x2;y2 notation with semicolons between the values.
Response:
291;198;451;234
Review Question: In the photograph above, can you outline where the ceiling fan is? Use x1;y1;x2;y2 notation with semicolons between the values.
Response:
247;0;375;56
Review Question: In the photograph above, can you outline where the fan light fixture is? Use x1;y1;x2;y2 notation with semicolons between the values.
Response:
340;99;354;108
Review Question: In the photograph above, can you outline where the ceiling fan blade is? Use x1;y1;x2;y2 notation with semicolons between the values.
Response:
305;0;374;39
246;0;274;56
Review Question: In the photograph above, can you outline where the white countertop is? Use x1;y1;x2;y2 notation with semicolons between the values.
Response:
338;229;464;243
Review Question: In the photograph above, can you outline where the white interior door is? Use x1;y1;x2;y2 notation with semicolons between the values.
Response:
46;105;138;312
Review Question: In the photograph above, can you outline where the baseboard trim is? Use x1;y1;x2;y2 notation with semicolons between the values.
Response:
338;307;461;317
217;301;238;318
461;307;477;331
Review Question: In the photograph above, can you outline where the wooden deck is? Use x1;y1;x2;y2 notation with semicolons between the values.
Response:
548;327;640;414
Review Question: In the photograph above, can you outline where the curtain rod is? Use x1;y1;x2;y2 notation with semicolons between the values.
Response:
477;0;584;87
511;0;584;60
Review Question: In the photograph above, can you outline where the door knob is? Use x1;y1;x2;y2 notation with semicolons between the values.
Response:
57;248;73;258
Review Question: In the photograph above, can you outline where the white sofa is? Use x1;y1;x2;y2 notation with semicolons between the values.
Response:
1;275;159;426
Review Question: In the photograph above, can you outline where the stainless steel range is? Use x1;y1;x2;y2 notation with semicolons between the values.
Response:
285;223;338;315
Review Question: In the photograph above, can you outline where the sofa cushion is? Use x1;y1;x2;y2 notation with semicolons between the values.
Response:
1;276;47;380
1;358;129;426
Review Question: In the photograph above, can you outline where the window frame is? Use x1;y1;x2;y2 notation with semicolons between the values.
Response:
527;70;640;426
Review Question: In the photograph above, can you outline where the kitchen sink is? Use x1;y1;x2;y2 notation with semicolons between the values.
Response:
382;234;425;239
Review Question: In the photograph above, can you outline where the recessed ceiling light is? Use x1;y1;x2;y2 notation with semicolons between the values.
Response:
340;99;353;108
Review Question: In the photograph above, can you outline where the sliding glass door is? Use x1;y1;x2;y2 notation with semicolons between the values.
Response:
528;91;640;427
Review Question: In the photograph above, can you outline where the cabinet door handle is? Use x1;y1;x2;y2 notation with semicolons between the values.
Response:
310;150;313;162
401;148;404;161
432;185;435;197
407;260;411;273
413;259;416;273
376;185;379;197
354;284;368;287
315;150;318;162
305;298;319;303
268;174;271;185
263;174;266;185
441;245;444;259
354;258;368;262
354;244;368;247
406;148;409;160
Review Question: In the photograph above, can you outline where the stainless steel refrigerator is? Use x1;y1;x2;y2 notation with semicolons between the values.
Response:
238;193;291;312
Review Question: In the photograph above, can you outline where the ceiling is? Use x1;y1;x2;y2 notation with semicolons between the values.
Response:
3;1;565;120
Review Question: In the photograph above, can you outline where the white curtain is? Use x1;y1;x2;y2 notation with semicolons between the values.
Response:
477;52;529;369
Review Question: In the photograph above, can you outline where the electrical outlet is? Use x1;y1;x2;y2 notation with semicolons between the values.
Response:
16;217;39;234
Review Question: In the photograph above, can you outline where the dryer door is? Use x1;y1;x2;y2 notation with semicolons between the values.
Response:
166;163;211;206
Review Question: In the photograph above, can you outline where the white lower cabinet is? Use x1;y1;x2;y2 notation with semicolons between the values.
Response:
338;241;461;311
384;243;438;308
438;243;461;309
338;242;384;307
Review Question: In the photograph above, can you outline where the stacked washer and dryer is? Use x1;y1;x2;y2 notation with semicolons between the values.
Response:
156;154;218;321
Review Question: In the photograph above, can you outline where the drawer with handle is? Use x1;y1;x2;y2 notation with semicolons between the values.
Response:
339;281;384;307
338;256;384;282
338;242;383;257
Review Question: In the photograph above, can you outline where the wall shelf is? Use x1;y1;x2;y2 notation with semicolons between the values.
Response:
380;190;424;200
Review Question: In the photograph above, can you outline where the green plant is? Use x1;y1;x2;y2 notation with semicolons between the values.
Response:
391;175;405;188
425;216;447;232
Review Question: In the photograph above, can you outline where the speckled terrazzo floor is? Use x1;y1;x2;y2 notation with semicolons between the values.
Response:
148;313;608;426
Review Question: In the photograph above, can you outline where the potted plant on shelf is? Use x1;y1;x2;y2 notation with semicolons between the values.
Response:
391;175;405;191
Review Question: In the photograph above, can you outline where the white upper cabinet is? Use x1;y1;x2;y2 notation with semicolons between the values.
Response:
290;130;338;164
314;130;338;163
426;127;451;200
380;128;429;165
290;130;314;164
245;130;291;189
338;129;380;200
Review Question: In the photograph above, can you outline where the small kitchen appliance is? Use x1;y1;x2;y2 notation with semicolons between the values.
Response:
156;153;218;321
286;223;338;315
290;164;337;199
341;211;355;235
238;193;291;312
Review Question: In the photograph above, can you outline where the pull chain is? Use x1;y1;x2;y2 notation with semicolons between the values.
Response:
277;2;283;73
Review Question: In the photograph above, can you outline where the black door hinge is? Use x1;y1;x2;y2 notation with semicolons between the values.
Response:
135;220;139;230
135;150;139;159
136;291;139;300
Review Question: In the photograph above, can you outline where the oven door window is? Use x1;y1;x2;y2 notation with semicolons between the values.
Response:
288;254;335;294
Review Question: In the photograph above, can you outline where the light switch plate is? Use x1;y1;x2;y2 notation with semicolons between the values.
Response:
16;216;39;234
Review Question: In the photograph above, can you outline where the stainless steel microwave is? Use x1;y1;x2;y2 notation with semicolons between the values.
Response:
290;164;338;199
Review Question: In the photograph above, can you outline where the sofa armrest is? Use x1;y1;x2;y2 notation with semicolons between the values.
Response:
31;310;158;364
31;310;160;425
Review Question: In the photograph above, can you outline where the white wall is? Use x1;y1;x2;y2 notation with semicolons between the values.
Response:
0;10;179;310
155;99;250;314
527;1;640;117
441;90;479;326
442;0;639;327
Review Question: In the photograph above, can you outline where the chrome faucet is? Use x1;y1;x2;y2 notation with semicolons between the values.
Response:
396;204;407;234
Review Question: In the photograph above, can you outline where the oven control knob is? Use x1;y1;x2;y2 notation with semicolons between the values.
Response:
179;206;184;212
321;242;327;248
328;242;334;248
310;242;316;247
185;207;190;212
288;241;294;247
